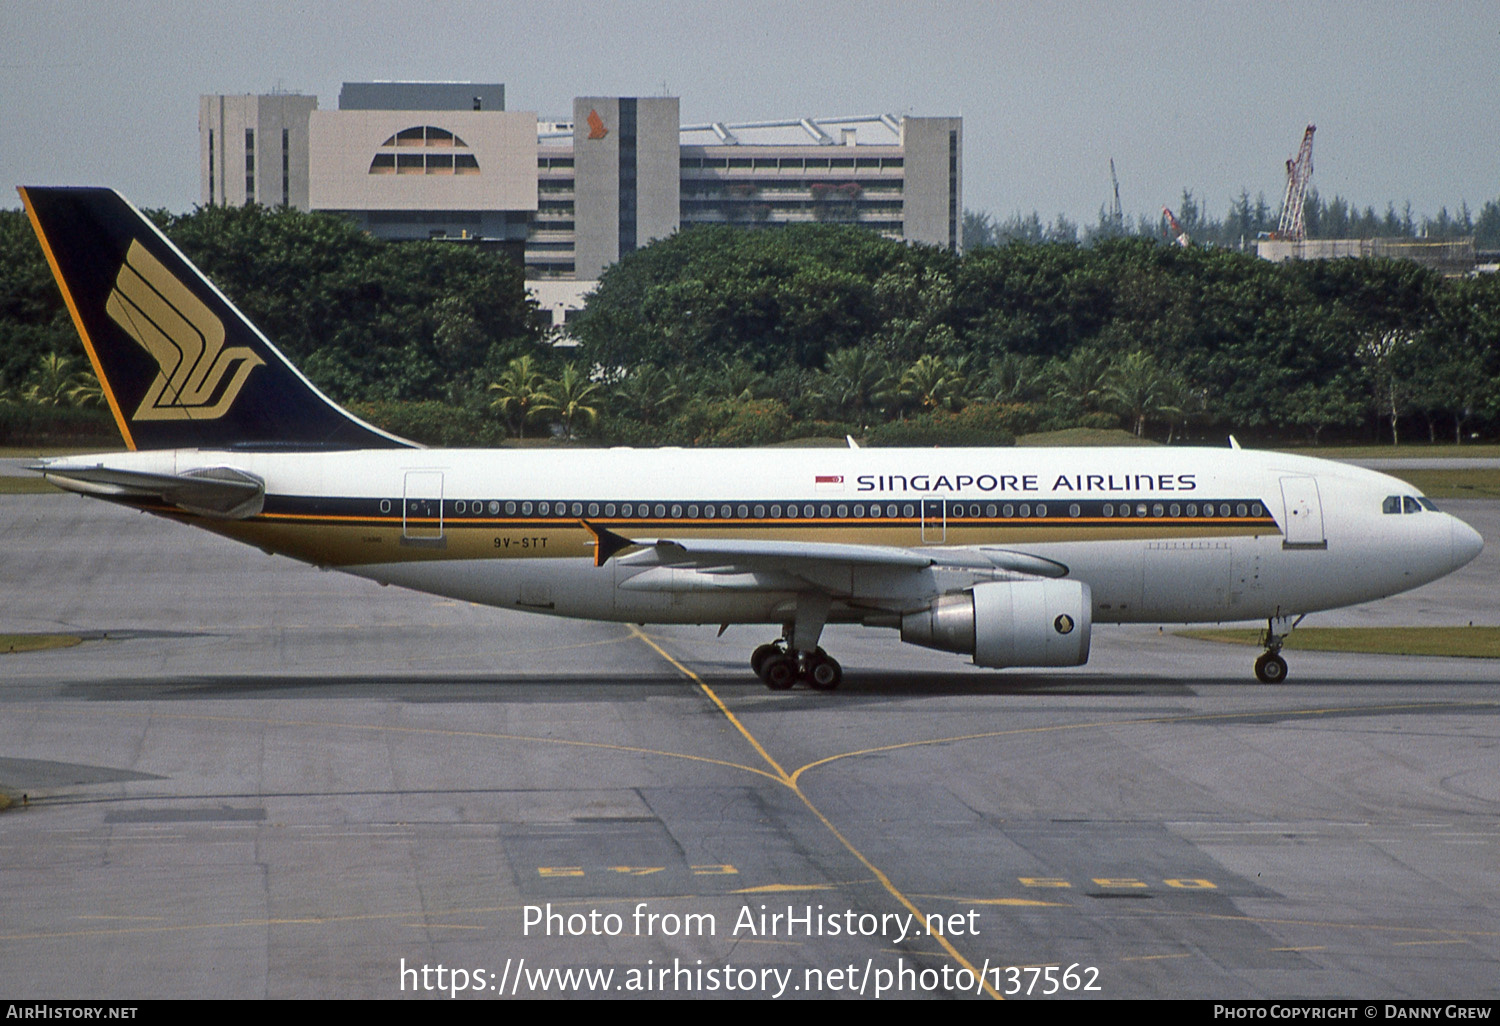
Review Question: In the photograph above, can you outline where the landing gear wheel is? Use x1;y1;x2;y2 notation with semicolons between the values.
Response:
761;653;796;690
806;654;843;691
1254;652;1288;684
750;642;783;677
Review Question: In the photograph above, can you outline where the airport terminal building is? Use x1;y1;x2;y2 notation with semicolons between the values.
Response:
200;83;963;287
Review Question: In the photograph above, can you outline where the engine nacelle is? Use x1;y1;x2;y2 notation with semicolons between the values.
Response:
900;579;1092;668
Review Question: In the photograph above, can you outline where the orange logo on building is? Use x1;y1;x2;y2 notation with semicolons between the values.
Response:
586;109;608;140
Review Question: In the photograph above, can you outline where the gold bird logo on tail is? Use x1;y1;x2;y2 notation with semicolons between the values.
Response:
104;241;264;421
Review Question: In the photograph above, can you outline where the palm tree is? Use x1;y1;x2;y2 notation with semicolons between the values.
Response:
486;356;553;439
537;363;602;440
897;354;967;414
612;365;680;427
816;347;894;430
1102;350;1181;438
22;352;100;407
985;351;1042;404
1046;346;1112;417
704;357;767;402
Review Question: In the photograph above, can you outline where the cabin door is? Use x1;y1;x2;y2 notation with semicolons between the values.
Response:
1279;476;1326;549
922;498;946;544
403;471;445;544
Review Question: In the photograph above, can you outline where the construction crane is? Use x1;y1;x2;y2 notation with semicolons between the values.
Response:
1276;124;1316;241
1162;206;1190;248
1109;158;1123;230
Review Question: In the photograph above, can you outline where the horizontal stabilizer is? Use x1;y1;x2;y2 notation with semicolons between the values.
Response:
36;463;265;519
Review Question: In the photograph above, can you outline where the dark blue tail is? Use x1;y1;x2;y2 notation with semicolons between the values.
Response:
20;186;414;451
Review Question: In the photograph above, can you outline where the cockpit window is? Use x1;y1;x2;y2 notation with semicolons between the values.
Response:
1418;497;1440;512
1403;496;1422;514
1382;495;1401;514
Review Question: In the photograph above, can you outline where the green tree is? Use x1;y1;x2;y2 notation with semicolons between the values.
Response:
983;352;1044;404
487;356;554;439
21;352;99;407
1102;350;1181;437
897;354;968;414
815;347;895;429
611;364;681;427
1047;346;1113;419
537;363;602;440
1358;328;1418;445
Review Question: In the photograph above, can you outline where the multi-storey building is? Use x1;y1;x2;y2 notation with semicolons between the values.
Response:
200;93;318;210
200;83;962;291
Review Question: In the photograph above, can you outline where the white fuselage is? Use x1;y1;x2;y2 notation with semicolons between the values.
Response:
67;445;1482;631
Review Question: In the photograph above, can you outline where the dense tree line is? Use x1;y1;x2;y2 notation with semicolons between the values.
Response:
3;203;1498;448
968;190;1500;251
574;224;1500;446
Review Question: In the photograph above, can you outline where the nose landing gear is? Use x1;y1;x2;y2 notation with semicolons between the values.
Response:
1254;613;1304;683
1254;650;1288;684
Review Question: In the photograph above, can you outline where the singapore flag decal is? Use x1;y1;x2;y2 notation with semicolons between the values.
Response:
814;474;844;492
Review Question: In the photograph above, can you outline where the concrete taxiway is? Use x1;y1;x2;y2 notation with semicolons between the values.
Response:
0;492;1496;1000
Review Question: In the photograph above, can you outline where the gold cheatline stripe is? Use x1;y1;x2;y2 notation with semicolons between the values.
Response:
18;189;136;450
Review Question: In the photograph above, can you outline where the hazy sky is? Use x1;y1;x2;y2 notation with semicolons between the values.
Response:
4;0;1496;226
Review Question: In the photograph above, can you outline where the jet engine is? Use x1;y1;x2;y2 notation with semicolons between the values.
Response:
900;579;1092;668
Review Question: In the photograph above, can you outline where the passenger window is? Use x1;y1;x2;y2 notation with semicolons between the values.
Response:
1382;496;1401;514
1403;496;1422;514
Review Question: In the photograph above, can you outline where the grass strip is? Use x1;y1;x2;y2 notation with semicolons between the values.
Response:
1;634;84;655
1179;626;1500;659
1385;468;1500;500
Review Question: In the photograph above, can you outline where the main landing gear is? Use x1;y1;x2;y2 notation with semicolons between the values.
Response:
751;593;842;690
751;642;843;691
1254;613;1304;683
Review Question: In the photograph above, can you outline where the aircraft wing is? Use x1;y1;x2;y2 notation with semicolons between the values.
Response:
33;462;265;520
584;521;1068;597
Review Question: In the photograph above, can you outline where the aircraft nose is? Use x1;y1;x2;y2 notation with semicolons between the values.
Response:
1450;516;1484;572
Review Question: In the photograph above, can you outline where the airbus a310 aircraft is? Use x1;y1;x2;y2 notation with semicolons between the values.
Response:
18;187;1484;689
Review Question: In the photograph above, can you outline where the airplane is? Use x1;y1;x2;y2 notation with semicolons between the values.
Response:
16;186;1485;690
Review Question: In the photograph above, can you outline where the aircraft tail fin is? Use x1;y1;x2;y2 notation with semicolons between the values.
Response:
18;186;414;451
